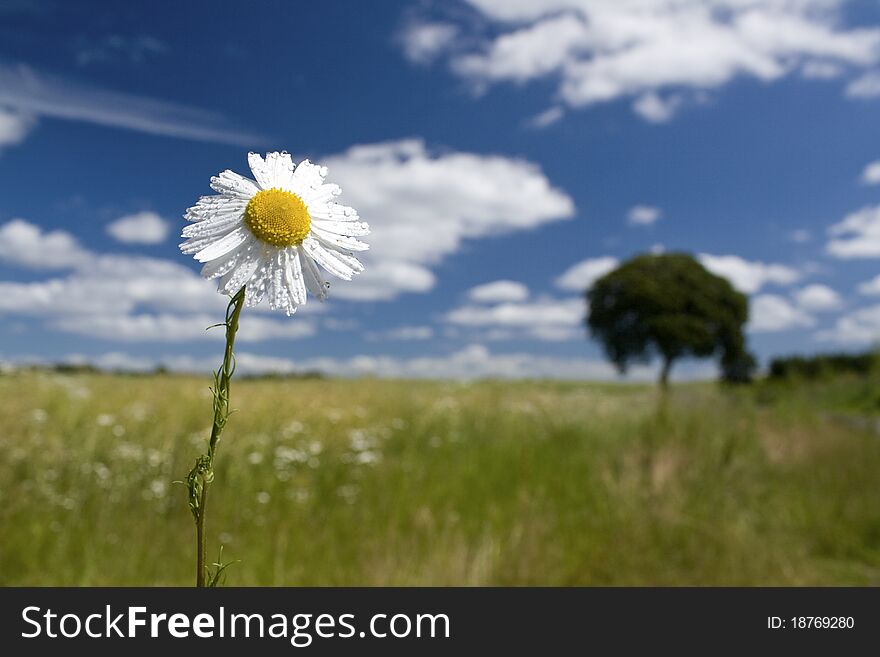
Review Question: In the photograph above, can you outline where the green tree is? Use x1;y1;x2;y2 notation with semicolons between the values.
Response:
587;253;753;386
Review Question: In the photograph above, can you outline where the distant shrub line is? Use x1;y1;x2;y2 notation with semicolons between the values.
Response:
767;352;880;381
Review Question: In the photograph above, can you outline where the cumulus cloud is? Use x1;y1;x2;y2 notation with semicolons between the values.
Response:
325;139;574;300
467;280;530;303
698;253;801;293
106;211;170;244
366;325;434;341
0;219;92;269
447;297;583;328
0;219;317;342
0;108;36;150
858;274;880;296
632;93;683;123
555;256;619;292
846;70;880;97
527;106;565;128
860;160;880;185
398;21;460;64
826;205;880;258
801;60;845;79
793;284;842;312
815;305;880;344
749;294;815;332
53;312;314;343
408;0;880;122
446;296;584;342
627;204;663;226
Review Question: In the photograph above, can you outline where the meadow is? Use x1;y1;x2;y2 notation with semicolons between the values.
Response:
1;370;879;586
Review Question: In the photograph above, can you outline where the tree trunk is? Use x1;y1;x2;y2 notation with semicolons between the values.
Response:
659;356;674;388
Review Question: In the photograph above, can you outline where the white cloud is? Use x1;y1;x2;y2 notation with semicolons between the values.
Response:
446;297;584;338
801;60;844;79
555;256;619;291
699;253;801;293
815;305;880;344
826;205;880;258
0;61;262;145
0;219;91;269
793;284;842;312
846;70;880;98
325;139;574;300
860;160;880;185
399;21;460;64
0;219;318;343
0;107;36;150
632;93;683;123
749;294;815;332
328;260;435;301
366;325;434;341
527;106;565;128
413;0;880;121
627;204;663;226
53;313;314;342
467;280;530;303
106;211;170;244
857;274;880;295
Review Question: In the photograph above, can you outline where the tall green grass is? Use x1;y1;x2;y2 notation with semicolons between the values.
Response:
1;371;879;585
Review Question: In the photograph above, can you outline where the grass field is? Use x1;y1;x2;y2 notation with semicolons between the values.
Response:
1;370;879;586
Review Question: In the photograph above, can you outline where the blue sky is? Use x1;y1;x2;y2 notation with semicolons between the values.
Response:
2;0;880;379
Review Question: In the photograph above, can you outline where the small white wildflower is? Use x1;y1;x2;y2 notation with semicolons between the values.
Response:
96;413;115;427
149;479;167;498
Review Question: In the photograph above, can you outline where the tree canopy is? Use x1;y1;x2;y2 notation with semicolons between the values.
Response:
586;253;752;385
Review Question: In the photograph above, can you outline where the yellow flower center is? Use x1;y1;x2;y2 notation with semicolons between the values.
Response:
243;188;311;247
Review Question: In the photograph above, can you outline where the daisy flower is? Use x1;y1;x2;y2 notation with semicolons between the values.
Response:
180;152;369;315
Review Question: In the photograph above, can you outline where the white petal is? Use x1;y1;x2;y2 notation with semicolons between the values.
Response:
266;151;295;191
301;236;355;280
331;250;365;274
181;213;243;239
194;227;248;263
299;246;329;301
245;279;266;307
210;170;260;200
329;204;360;221
289;159;327;196
311;226;370;252
268;250;292;314
248;152;275;190
302;183;341;206
180;234;218;255
244;245;276;306
311;218;370;237
185;195;247;222
307;203;360;222
219;249;260;295
285;249;307;305
200;236;255;280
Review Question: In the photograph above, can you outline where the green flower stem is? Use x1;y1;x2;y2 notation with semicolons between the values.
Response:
189;286;246;587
